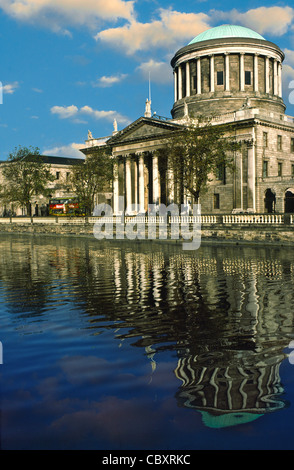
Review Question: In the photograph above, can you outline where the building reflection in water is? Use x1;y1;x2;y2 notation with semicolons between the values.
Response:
0;236;293;429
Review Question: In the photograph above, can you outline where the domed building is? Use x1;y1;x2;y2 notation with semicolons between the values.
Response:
82;24;294;216
171;24;285;118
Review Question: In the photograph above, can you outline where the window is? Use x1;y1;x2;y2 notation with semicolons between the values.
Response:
278;162;283;176
292;164;294;177
263;160;268;178
277;135;282;151
217;71;224;86
216;163;226;184
214;194;220;209
263;132;268;148
56;171;60;180
291;138;294;153
245;71;251;85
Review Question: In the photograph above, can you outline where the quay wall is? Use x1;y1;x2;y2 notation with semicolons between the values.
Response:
0;216;293;246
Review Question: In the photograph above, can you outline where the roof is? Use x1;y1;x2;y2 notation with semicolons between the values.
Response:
189;24;265;45
36;155;85;165
106;115;185;147
0;155;85;165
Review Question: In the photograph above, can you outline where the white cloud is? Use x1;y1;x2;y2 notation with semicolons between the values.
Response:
2;81;19;94
95;9;210;55
93;73;128;87
0;0;135;33
43;142;85;159
282;64;294;95
210;6;294;37
51;105;79;119
284;48;294;67
80;105;130;125
50;104;130;125
136;59;172;84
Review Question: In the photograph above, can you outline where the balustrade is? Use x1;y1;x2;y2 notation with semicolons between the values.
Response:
1;213;290;226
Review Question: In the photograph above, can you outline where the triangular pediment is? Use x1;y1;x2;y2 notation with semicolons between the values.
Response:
107;116;183;146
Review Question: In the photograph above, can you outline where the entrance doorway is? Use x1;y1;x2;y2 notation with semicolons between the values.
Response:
264;189;276;213
285;189;294;213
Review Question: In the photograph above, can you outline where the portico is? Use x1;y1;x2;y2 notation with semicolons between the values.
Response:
113;152;161;214
108;116;183;214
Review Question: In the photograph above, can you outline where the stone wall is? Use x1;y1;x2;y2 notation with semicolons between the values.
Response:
0;219;293;246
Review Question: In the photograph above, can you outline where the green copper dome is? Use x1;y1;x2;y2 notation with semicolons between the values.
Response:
189;24;265;45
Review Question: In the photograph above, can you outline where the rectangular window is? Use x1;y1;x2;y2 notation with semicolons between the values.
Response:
245;71;251;85
214;194;220;209
217;71;224;86
263;160;268;178
277;135;282;151
216;163;226;184
263;132;268;148
292;164;294;176
56;171;60;180
291;138;294;153
278;162;283;176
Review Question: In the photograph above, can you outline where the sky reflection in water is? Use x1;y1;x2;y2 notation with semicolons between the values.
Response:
0;234;294;450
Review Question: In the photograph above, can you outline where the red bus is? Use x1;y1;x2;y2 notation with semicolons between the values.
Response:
49;197;84;216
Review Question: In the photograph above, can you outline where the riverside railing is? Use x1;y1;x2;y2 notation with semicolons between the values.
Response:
0;213;292;225
222;214;284;224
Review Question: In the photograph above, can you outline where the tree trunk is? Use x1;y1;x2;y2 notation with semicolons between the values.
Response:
26;202;31;217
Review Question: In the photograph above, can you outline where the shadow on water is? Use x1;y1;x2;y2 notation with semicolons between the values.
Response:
0;234;294;448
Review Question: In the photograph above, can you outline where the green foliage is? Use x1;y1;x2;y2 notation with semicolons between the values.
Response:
70;148;113;215
162;117;240;203
0;146;55;215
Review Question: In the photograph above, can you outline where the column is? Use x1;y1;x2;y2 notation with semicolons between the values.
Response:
197;57;201;94
186;62;190;97
138;154;145;213
225;53;230;91
125;156;132;212
178;65;183;100
240;53;245;91
174;68;178;102
113;159;119;215
273;59;278;95
278;62;282;97
210;55;215;92
265;56;270;94
152;153;159;205
167;163;174;204
254;54;259;92
240;152;243;210
247;141;256;211
133;158;138;209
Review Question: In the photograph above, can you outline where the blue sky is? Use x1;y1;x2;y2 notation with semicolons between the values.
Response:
1;0;294;159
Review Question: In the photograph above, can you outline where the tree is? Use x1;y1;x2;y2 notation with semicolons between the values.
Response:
0;146;55;215
161;117;240;205
69;148;113;216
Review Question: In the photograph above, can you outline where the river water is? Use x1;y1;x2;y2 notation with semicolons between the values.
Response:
0;233;294;450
